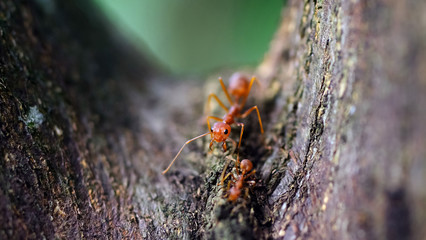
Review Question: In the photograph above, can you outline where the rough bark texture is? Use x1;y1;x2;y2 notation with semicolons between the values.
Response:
1;0;425;240
257;0;426;239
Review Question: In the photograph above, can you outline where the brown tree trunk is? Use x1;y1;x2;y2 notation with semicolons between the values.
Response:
1;0;425;239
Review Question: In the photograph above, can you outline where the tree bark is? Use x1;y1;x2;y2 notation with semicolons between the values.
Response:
1;0;425;239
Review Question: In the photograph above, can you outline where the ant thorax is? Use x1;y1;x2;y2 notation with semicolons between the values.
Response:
222;105;241;125
234;177;244;189
228;105;241;116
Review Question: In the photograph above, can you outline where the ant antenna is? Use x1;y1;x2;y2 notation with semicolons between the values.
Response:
162;132;211;174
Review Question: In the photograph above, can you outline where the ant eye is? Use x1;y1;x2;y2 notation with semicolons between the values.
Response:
224;129;229;134
211;128;213;132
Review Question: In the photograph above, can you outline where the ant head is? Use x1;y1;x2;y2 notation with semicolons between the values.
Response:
240;159;253;173
211;122;231;142
229;73;249;99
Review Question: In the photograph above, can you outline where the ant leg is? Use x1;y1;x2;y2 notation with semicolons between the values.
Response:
219;160;232;186
244;169;256;179
226;181;232;197
209;138;214;151
233;150;242;171
240;76;260;108
240;106;264;134
206;93;228;115
244;187;249;199
162;132;211;174
223;138;237;154
224;155;238;165
221;172;233;186
253;76;261;86
206;116;223;133
219;77;234;105
227;138;237;155
236;122;245;151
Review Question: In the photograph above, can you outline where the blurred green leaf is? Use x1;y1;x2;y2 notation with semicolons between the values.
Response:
94;0;283;75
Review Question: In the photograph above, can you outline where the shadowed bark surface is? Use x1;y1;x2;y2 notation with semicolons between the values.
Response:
1;0;425;239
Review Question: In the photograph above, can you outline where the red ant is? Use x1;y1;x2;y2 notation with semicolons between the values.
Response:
162;73;264;174
221;158;256;202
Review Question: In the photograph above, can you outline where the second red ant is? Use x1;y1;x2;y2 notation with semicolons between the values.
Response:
220;158;256;202
162;73;264;174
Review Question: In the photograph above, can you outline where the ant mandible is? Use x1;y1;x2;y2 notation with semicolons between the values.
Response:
162;73;264;174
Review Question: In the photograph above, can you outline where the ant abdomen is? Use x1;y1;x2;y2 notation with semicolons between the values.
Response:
228;73;250;100
240;159;253;173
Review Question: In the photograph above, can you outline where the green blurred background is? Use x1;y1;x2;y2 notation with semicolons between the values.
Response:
94;0;283;75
